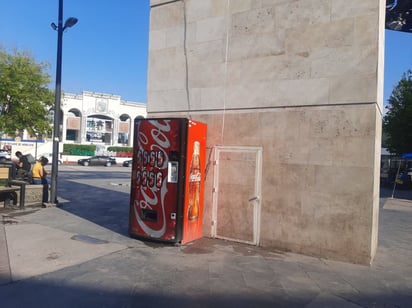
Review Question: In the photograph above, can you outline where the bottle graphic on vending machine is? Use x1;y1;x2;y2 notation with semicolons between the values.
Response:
188;141;201;220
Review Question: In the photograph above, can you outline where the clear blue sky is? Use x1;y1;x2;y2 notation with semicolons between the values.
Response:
0;0;150;103
0;1;411;107
384;29;412;105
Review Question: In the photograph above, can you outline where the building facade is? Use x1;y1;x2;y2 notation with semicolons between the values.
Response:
61;91;147;146
147;0;385;264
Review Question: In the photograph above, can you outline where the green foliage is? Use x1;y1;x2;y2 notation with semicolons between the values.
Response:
107;146;133;153
63;144;96;156
0;49;54;137
383;70;412;155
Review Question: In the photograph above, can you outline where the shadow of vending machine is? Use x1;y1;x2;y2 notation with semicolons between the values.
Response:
129;118;207;244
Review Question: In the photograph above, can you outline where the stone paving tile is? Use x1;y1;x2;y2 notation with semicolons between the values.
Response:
1;169;412;307
0;217;11;286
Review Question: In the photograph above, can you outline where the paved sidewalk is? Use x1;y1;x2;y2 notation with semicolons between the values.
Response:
0;217;11;285
1;175;412;307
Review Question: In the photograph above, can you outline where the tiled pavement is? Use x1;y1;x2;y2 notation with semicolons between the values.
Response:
0;166;411;307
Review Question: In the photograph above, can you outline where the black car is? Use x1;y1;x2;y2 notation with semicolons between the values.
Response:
122;159;133;167
77;156;117;167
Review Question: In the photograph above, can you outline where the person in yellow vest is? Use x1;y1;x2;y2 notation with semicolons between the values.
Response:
32;156;50;206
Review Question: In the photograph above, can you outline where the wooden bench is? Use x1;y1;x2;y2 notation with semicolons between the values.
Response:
0;164;27;209
0;165;18;208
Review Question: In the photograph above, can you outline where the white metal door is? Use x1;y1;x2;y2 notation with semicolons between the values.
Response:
211;146;262;245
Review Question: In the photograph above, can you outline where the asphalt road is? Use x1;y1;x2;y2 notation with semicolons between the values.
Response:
380;182;412;200
55;164;133;236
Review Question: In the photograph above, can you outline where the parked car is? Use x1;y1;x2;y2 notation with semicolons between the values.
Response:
396;168;412;188
78;156;117;167
122;159;133;167
0;150;11;161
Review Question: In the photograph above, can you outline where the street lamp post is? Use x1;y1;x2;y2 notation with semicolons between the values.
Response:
50;0;77;204
34;132;39;159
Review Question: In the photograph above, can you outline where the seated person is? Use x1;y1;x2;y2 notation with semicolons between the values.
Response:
15;151;31;180
32;157;50;205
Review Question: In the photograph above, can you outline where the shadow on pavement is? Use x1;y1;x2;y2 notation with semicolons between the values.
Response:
57;169;131;237
0;272;411;308
380;183;412;201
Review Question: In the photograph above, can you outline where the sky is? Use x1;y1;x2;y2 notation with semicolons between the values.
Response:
0;0;150;103
0;1;411;107
384;29;412;106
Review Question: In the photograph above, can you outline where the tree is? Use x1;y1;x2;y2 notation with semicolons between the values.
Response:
383;70;412;155
0;49;54;138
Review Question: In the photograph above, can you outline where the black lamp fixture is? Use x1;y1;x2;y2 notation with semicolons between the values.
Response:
50;0;78;205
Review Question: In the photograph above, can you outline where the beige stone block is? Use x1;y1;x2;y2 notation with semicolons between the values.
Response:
231;6;275;36
150;1;183;30
185;0;228;23
197;87;226;110
285;18;355;54
302;105;376;139
184;19;197;45
147;48;186;92
259;108;301;140
147;89;188;113
311;46;377;79
149;29;166;50
335;166;374;195
227;53;310;83
187;39;226;65
329;73;377;103
210;0;232;16
165;25;185;48
306;138;335;166
225;78;329;109
185;0;214;22
195;16;227;42
188;62;227;88
331;0;378;20
333;137;375;168
220;113;260;144
198;113;224;145
228;33;285;61
14;185;44;208
354;15;379;47
230;0;254;14
274;0;331;29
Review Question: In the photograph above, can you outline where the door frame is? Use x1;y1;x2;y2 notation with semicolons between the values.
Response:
211;146;262;245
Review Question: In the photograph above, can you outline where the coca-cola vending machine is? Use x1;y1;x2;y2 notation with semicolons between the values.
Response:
129;118;207;244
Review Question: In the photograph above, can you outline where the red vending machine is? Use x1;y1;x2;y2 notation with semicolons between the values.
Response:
129;118;207;244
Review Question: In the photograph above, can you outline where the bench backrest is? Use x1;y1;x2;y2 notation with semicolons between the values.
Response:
0;163;16;183
0;167;9;180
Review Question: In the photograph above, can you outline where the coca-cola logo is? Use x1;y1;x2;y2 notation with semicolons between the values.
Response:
133;120;171;238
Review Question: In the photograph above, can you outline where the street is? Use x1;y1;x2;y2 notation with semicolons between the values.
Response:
56;164;132;236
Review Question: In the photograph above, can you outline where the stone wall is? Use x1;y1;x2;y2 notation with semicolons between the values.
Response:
14;185;44;208
147;0;385;264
